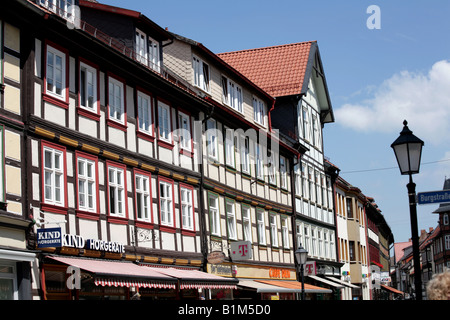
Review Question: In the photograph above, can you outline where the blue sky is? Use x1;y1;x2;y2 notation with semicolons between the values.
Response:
106;0;450;243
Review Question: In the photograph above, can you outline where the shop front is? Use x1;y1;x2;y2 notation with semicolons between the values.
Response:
207;262;332;300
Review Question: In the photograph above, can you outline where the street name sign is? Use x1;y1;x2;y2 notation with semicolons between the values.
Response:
417;189;450;205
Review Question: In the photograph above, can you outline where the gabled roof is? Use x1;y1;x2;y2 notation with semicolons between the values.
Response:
218;41;334;123
218;42;314;97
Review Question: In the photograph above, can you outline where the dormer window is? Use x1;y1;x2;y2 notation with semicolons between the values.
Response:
193;55;210;92
40;0;76;23
135;29;161;72
222;76;243;113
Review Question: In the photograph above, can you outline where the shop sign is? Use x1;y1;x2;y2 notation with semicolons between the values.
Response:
230;241;252;260
37;228;62;248
209;264;233;276
207;251;226;264
269;268;291;279
304;261;316;276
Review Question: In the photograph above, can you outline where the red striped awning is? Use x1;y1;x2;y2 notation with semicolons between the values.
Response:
140;265;238;290
94;278;176;289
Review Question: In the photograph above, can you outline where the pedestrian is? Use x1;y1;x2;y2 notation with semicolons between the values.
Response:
426;269;450;300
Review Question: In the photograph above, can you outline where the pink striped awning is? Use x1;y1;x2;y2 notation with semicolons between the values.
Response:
49;256;177;289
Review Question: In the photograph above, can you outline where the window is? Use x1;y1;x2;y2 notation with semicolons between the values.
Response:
40;0;75;22
209;193;220;237
193;55;210;92
304;225;311;254
253;97;265;126
108;75;126;126
134;170;152;223
242;206;251;242
79;61;98;114
255;143;264;180
257;209;266;245
180;185;194;231
294;164;301;196
226;200;237;240
349;240;356;261
302;106;309;141
159;178;174;228
0;126;4;204
42;142;66;208
76;153;98;214
158;100;172;145
224;127;235;168
45;43;68;104
281;217;289;249
241;136;250;174
107;163;127;219
269;213;278;247
444;214;449;225
148;36;160;72
178;111;192;152
206;119;217;160
135;29;148;66
296;221;303;249
346;198;353;219
445;235;450;251
222;76;243;113
135;30;160;72
280;156;287;189
137;90;153;136
268;152;276;185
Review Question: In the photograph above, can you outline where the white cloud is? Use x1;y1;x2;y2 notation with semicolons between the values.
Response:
335;60;450;145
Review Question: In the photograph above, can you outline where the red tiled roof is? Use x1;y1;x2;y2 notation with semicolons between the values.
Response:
218;41;315;97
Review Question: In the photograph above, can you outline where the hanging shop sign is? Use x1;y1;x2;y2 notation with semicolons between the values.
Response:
37;228;62;248
207;251;226;264
230;241;252;260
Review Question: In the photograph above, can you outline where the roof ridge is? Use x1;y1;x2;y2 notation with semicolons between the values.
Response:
218;40;316;56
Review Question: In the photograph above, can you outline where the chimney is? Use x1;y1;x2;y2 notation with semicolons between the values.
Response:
429;227;434;233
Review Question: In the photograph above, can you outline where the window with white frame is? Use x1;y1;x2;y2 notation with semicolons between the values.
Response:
304;225;311;254
255;143;264;180
178;111;191;152
193;55;210;92
0;127;4;203
148;36;160;72
222;76;243;113
135;173;151;223
108;165;126;218
79;62;97;112
206;119;217;160
324;230;329;259
302;106;309;141
180;186;194;231
253;97;265;126
108;76;125;124
242;206;251;242
224;127;235;168
241;136;250;174
40;0;75;22
268;151;276;185
296;221;303;249
257;209;266;245
209;193;220;236
294;164;301;196
43;144;65;207
159;179;174;227
226;200;237;240
77;156;97;213
135;29;148;65
158;100;171;143
46;45;66;101
137;91;152;135
281;216;289;249
269;213;278;247
311;227;317;256
280;156;287;189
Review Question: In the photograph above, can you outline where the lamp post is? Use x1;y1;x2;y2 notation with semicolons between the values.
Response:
391;120;424;300
295;244;308;300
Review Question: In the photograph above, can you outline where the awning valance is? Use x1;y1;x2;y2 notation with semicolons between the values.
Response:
141;265;238;290
238;279;332;293
308;275;343;289
381;284;404;295
325;276;360;289
48;256;178;289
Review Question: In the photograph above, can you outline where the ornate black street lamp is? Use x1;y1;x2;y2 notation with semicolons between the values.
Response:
295;244;308;300
391;120;424;300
